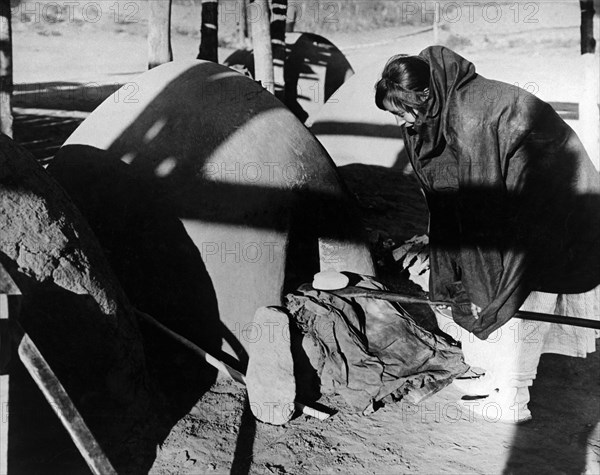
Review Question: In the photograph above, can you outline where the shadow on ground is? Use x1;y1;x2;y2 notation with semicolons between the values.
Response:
13;112;85;162
504;350;600;474
14;82;121;113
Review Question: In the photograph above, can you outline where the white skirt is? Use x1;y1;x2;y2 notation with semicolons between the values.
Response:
434;285;600;384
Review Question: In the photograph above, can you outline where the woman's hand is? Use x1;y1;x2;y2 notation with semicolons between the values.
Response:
470;303;482;320
436;303;481;320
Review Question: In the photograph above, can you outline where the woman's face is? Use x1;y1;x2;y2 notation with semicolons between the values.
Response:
383;98;417;128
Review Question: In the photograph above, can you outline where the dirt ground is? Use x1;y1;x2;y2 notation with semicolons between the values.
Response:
149;353;600;475
146;164;600;475
8;2;600;474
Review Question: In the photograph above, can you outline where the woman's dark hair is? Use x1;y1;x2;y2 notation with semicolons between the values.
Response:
375;55;431;112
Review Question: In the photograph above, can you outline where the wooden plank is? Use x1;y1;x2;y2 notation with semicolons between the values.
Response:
18;333;117;475
0;294;8;475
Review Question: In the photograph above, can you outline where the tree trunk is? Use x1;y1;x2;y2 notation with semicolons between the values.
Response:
251;0;275;93
198;0;219;62
0;0;13;137
148;0;173;69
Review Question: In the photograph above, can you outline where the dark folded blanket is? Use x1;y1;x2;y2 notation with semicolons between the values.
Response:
284;274;469;414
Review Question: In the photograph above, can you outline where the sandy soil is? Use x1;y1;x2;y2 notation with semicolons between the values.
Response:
8;2;600;474
149;352;600;475
146;164;600;475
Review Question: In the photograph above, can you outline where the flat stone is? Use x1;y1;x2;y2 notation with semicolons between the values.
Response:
245;306;296;425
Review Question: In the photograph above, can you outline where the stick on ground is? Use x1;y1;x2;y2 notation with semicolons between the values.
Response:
18;331;117;475
135;310;332;421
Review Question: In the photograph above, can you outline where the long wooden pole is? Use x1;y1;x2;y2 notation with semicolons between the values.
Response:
240;0;249;45
579;0;599;169
250;0;275;94
270;0;287;67
270;0;287;98
286;2;298;33
0;0;13;137
18;333;117;475
332;286;600;330
135;309;331;421
198;0;219;62
148;0;173;69
0;295;10;475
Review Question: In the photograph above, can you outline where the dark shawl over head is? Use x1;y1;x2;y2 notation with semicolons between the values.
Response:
401;46;600;339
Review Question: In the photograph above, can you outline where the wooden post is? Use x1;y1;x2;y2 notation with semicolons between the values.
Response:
579;0;600;169
198;0;219;62
0;264;22;475
270;0;287;97
285;2;297;33
250;0;275;94
0;294;10;475
239;0;250;45
432;2;440;45
270;0;287;66
148;0;173;69
580;0;597;54
0;0;13;137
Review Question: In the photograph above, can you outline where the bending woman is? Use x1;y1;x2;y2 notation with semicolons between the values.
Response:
375;46;600;422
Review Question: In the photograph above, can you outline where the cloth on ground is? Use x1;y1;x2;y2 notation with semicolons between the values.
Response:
284;274;469;414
